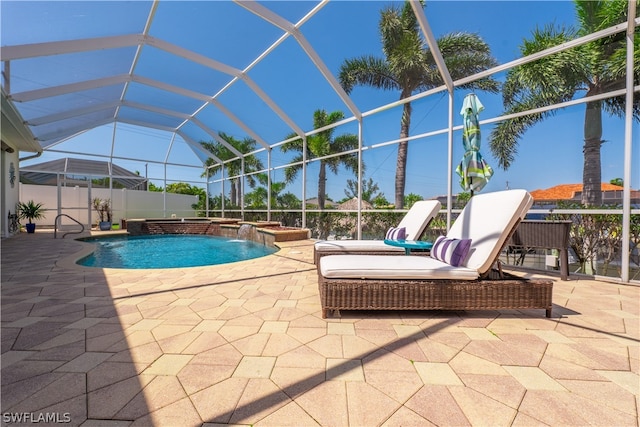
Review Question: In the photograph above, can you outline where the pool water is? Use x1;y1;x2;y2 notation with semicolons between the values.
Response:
78;234;278;269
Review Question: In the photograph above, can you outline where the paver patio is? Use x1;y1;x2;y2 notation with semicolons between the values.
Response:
1;231;638;426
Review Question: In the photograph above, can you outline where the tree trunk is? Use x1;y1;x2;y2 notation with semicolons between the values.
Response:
230;179;238;206
318;161;329;239
318;161;326;210
582;101;603;206
395;100;412;209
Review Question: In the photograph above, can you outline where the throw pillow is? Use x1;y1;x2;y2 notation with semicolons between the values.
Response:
385;226;406;240
430;236;472;267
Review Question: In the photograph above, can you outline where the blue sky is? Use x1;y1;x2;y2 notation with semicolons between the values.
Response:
8;1;638;203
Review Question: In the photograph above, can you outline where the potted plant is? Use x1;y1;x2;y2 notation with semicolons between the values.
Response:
92;198;112;231
18;200;45;233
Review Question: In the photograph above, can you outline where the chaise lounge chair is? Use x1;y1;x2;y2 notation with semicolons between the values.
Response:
313;200;442;264
317;189;554;318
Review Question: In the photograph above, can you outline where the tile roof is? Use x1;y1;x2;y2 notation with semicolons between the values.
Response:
530;183;624;200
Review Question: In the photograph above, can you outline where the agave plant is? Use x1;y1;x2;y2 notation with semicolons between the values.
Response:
18;200;45;224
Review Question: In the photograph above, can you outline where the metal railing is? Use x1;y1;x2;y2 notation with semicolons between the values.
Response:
54;214;85;239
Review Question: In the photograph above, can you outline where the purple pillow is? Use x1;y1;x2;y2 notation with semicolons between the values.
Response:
385;226;406;240
430;236;472;267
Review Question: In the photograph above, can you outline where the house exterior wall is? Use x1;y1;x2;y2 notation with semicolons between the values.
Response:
1;148;20;237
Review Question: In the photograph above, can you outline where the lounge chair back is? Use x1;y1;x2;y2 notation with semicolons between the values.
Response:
397;200;442;240
447;189;533;275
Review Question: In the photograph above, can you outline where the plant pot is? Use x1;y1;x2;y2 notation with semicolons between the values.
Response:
25;223;36;233
99;221;112;231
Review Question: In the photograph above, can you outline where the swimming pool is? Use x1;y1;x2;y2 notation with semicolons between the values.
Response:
78;234;278;269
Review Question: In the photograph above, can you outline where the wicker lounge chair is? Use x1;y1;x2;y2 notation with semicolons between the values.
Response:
317;189;554;318
313;200;441;264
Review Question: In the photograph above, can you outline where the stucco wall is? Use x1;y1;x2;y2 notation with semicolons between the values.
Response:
1;149;20;237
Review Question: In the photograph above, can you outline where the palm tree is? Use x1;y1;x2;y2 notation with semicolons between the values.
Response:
281;109;359;211
245;174;302;225
282;109;359;239
245;173;292;209
339;1;500;208
202;133;264;207
344;175;382;204
489;0;639;207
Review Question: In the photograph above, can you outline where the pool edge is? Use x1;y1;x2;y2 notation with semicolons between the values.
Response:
56;234;294;272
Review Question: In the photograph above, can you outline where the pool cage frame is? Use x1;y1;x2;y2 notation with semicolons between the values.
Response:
2;1;638;282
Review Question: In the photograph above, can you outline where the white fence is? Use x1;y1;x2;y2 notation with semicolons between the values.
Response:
19;184;199;228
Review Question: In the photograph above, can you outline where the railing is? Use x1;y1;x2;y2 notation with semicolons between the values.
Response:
197;205;640;282
54;214;85;239
253;207;640;281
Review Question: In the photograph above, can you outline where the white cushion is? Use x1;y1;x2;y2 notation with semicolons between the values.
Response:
315;240;404;253
320;254;479;280
314;199;441;253
317;190;533;282
397;200;441;240
447;189;532;274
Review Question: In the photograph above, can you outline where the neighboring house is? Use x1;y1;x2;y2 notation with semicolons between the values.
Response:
530;183;640;208
20;158;147;190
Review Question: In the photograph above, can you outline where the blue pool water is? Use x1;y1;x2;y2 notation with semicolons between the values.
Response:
78;234;277;269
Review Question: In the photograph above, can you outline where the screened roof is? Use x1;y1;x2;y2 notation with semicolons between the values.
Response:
1;1;373;165
1;1;637;190
20;158;146;189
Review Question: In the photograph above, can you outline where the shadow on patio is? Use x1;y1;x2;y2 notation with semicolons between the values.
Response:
1;231;151;424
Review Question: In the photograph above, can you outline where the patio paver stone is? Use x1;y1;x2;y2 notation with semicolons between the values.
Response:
1;232;638;426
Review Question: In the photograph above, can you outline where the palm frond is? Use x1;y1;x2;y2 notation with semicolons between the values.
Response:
489;91;563;170
599;30;640;121
338;56;398;94
379;5;405;55
379;3;425;82
255;172;269;187
280;136;304;154
502;25;586;108
325;152;359;176
308;135;330;158
489;115;542;170
322;133;360;177
575;0;630;34
601;31;640;82
282;109;360;191
420;32;500;93
437;32;494;57
284;155;304;184
332;134;359;152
